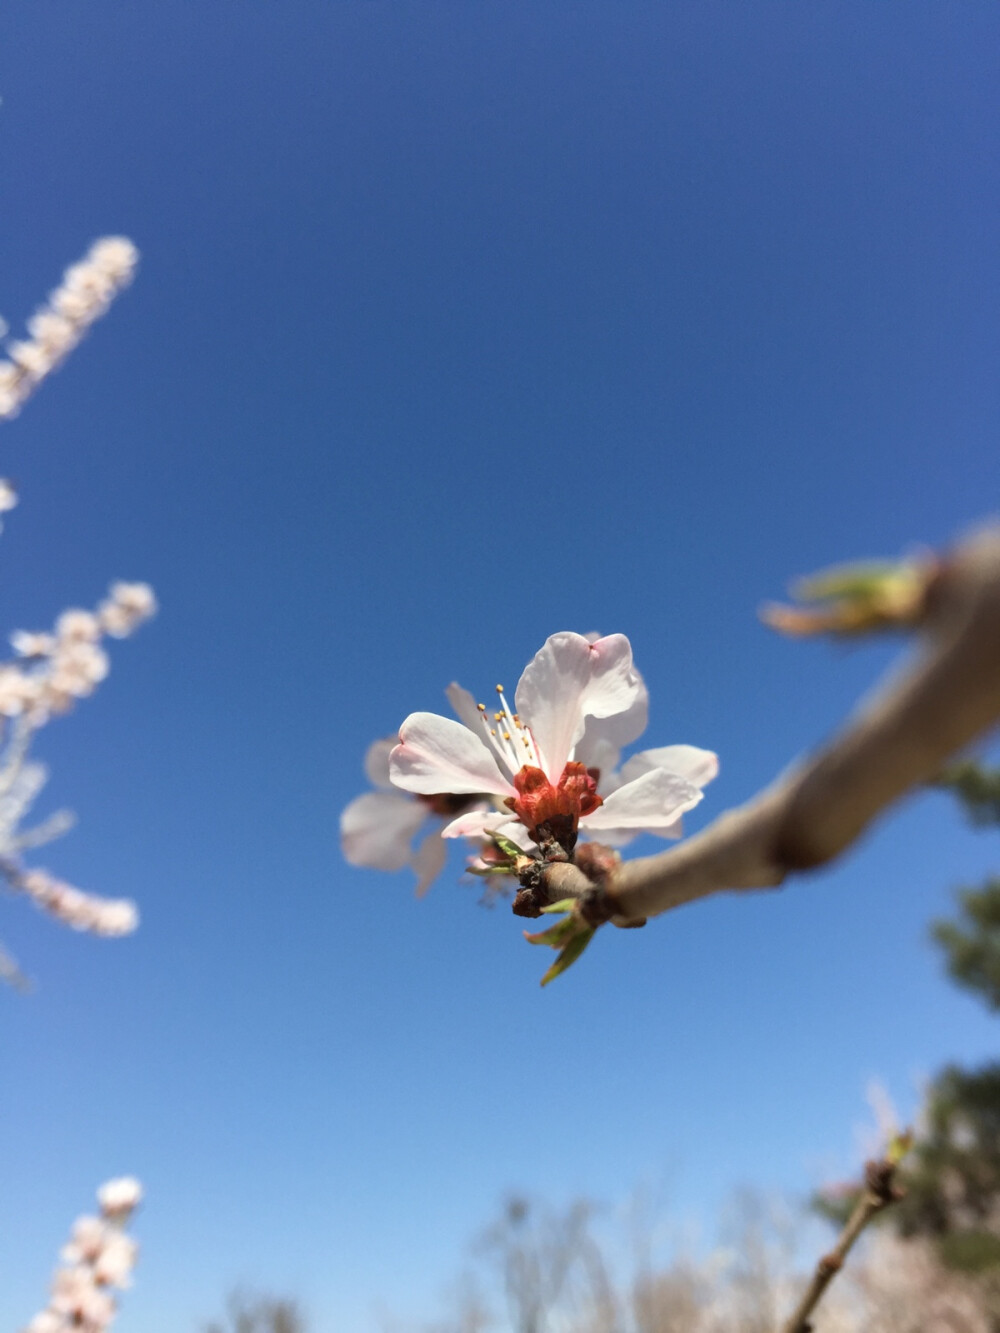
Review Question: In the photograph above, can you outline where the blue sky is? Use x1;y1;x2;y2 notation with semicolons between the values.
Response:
1;2;998;1327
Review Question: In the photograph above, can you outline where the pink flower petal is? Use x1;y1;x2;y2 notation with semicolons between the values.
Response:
340;790;428;871
572;731;623;785
581;766;701;832
440;808;506;839
583;813;683;848
619;744;719;789
576;669;649;759
440;808;535;851
445;681;488;735
411;829;448;897
514;632;639;782
363;736;397;790
390;712;512;796
491;819;536;851
578;634;641;718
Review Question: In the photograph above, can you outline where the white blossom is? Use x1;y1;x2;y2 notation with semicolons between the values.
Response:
341;735;481;896
91;1233;138;1288
97;582;158;639
20;870;139;937
24;1312;63;1333
0;237;138;420
5;579;155;727
55;610;101;642
97;1177;143;1219
0;579;153;964
22;1179;141;1333
11;631;56;658
390;633;706;852
61;1217;109;1265
0;665;42;716
0;243;151;977
49;1267;115;1326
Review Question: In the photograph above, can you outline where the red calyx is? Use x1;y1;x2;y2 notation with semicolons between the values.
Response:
504;762;603;844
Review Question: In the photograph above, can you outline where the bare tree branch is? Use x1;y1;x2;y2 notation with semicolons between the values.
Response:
780;1156;904;1333
534;526;1000;927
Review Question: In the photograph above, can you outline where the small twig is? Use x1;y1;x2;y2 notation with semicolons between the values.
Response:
780;1157;904;1333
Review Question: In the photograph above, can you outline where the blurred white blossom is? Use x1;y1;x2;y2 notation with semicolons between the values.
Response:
22;1177;141;1333
98;582;158;639
18;870;138;937
11;630;56;659
2;582;155;724
96;1178;143;1219
0;237;138;420
0;236;153;982
341;733;488;897
0;581;155;977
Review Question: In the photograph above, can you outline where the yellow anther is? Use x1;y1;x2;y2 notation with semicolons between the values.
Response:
503;731;511;741
495;684;504;693
494;712;503;721
490;728;497;736
477;702;486;712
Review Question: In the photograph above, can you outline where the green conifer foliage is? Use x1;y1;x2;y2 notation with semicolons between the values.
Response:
902;762;1000;1273
932;879;1000;1011
818;763;1000;1281
895;1064;1000;1268
931;763;1000;1012
937;762;1000;829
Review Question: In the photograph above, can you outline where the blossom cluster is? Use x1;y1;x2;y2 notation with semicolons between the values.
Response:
1;580;157;722
23;1177;142;1333
17;869;137;937
0;582;155;963
342;632;717;895
0;238;139;420
0;235;152;981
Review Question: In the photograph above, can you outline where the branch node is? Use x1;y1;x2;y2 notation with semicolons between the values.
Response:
864;1157;899;1204
817;1252;843;1277
512;860;547;917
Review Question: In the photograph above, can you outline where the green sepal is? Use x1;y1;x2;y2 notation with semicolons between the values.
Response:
522;900;597;986
763;554;929;639
794;560;914;603
539;927;595;986
523;913;579;948
490;832;529;862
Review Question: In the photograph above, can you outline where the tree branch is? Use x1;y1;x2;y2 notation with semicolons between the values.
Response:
780;1156;904;1333
537;526;1000;925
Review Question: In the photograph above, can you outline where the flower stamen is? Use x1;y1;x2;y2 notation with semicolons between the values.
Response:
469;682;543;781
